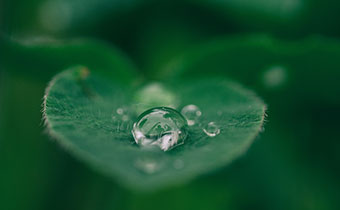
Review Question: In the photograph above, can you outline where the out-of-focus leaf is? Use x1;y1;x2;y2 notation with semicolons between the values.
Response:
38;0;146;33
0;36;137;82
164;35;340;107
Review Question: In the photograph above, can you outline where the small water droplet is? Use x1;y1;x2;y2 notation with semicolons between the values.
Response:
116;107;124;115
114;107;132;121
181;104;202;126
132;107;188;151
135;158;159;174
111;107;134;132
203;122;220;137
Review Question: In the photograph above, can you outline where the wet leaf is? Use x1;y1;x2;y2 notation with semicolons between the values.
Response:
43;66;266;191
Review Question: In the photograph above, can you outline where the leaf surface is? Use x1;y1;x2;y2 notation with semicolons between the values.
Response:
43;66;266;190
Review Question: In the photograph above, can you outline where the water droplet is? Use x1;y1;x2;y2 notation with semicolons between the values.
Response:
116;107;124;115
181;104;202;126
132;107;188;151
203;122;220;137
114;107;131;121
263;65;287;88
135;158;159;174
111;107;134;132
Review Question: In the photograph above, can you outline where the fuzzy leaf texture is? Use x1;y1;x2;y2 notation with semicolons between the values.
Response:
43;66;266;191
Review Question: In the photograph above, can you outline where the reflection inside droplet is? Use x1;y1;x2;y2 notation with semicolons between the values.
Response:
132;107;188;151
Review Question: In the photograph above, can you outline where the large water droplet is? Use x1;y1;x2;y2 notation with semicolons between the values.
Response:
181;104;202;126
132;107;188;151
203;122;220;137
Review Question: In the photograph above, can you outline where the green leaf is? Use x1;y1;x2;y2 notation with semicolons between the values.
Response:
163;35;340;106
0;36;137;83
3;0;144;34
38;0;144;33
43;66;266;191
184;0;305;32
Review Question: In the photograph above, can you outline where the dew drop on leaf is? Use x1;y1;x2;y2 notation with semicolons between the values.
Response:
114;107;131;122
203;122;220;137
116;107;125;115
181;104;202;126
131;107;188;151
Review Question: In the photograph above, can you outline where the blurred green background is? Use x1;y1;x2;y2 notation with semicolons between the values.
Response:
1;0;340;210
